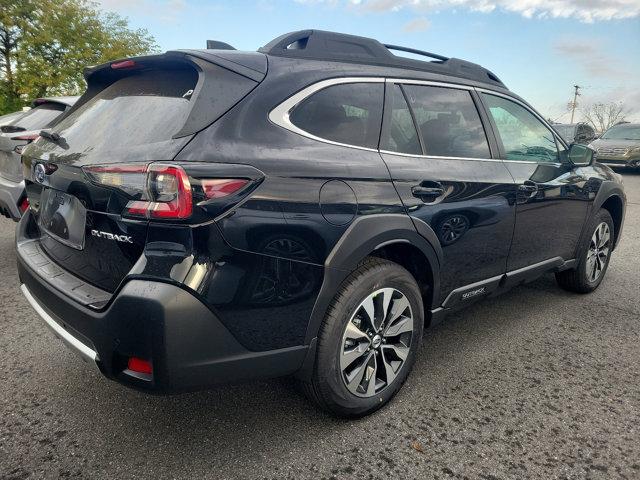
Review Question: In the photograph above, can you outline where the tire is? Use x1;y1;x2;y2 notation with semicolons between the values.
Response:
556;208;614;293
302;257;424;417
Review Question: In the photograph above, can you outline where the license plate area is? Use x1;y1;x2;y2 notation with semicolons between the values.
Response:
39;188;87;250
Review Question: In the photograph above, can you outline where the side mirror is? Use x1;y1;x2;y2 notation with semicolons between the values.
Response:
566;143;595;167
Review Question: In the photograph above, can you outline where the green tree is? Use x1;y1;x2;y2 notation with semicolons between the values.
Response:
0;0;158;114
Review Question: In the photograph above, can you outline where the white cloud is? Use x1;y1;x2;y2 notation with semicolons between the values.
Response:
553;38;624;78
403;16;431;31
296;0;640;23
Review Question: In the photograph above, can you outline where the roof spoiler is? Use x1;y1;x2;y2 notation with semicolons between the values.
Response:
206;40;236;50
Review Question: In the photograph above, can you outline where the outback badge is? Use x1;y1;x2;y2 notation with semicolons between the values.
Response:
91;230;133;244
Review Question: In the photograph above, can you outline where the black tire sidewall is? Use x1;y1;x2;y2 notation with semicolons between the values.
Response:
314;260;424;417
578;209;614;290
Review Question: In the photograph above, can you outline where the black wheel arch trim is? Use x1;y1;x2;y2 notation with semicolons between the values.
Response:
303;214;442;347
587;181;626;251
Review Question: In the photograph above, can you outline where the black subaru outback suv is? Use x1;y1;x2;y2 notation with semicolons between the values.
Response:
17;30;626;417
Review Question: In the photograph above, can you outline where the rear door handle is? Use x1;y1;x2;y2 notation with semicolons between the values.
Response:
412;183;445;199
518;181;538;193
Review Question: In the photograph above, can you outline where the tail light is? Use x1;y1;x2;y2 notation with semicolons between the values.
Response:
83;162;251;220
111;59;137;70
12;134;39;155
201;179;249;199
19;197;29;213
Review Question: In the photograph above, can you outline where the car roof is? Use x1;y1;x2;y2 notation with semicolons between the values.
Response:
257;30;507;90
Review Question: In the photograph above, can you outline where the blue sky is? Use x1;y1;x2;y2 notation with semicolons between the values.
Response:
100;0;640;122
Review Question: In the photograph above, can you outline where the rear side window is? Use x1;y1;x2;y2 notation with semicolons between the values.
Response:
289;83;384;149
380;84;421;155
10;103;65;131
403;85;491;159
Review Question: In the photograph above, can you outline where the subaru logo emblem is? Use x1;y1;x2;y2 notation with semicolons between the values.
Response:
34;163;46;184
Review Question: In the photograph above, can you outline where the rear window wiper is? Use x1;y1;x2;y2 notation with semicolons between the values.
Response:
39;129;68;148
0;125;26;134
40;130;64;143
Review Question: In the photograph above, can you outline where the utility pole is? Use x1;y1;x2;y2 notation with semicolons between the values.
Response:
570;85;581;124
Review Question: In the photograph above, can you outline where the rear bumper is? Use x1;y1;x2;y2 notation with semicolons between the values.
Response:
0;176;24;220
17;239;310;394
21;284;100;369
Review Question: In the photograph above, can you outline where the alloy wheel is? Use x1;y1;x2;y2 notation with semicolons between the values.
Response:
586;222;611;282
339;288;414;398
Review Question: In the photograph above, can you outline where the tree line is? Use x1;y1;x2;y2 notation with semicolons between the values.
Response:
0;0;157;114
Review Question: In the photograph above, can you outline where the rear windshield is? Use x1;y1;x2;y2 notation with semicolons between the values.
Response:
9;103;65;131
52;69;198;150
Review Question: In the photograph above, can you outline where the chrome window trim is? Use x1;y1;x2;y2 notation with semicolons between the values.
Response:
268;76;385;153
268;76;567;163
386;78;474;91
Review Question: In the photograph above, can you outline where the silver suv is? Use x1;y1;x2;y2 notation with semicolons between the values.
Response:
0;96;78;220
590;123;640;169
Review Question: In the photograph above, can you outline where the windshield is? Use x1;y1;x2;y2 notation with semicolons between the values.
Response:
8;103;65;131
52;69;198;151
601;125;640;140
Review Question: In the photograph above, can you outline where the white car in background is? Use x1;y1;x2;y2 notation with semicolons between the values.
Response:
0;97;78;220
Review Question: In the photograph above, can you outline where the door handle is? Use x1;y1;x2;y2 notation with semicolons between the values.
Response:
412;183;445;199
518;181;538;193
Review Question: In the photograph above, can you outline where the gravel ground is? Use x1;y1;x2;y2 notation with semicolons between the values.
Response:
1;171;639;480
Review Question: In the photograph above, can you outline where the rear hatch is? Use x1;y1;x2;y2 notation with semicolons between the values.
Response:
21;51;264;293
0;102;67;182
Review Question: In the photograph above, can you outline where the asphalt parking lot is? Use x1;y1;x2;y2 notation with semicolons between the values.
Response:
1;171;639;480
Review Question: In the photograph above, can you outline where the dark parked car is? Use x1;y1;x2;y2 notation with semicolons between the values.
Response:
17;30;626;417
0;97;78;220
553;122;596;144
589;123;640;169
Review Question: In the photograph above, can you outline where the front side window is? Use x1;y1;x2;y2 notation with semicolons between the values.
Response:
289;82;384;149
380;84;421;155
482;93;559;163
403;85;491;159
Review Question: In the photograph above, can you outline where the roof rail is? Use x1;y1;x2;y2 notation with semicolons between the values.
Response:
383;44;449;63
259;30;505;88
